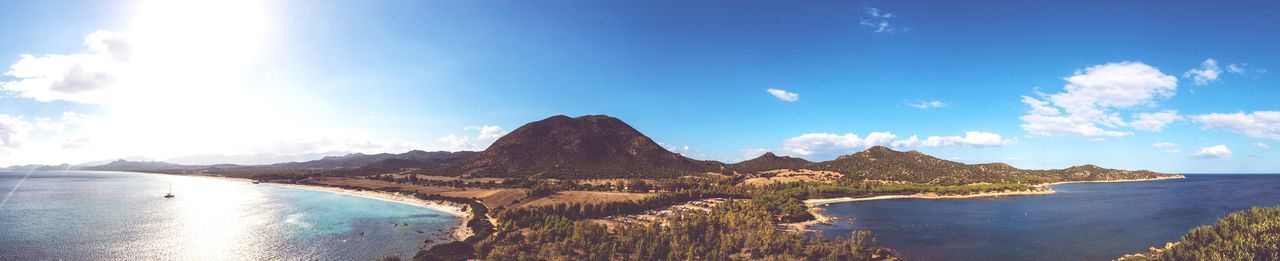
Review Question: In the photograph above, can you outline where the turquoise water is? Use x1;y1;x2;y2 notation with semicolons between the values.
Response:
0;170;462;260
815;174;1280;260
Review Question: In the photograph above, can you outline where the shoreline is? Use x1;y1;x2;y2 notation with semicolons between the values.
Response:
1034;175;1186;188
123;172;477;243
795;176;1185;231
803;189;1057;207
803;175;1185;207
267;183;474;241
785;205;838;231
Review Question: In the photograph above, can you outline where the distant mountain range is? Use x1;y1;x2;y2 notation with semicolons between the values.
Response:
162;151;352;166
4;114;1178;184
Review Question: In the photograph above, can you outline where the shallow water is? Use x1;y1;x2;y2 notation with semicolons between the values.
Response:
814;174;1280;260
0;170;461;260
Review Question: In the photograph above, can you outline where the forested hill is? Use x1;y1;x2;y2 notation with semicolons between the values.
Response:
728;152;812;173
76;150;479;179
1119;205;1280;260
806;146;1179;185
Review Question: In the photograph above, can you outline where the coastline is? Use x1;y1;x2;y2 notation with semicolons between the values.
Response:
267;183;474;241
1034;175;1186;188
794;175;1186;231
803;189;1056;207
100;171;479;243
785;205;838;231
803;175;1185;207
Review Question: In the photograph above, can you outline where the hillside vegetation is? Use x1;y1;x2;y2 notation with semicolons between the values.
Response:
1120;206;1280;260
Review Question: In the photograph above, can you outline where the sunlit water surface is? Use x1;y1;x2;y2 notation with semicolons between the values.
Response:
815;174;1280;260
0;171;461;260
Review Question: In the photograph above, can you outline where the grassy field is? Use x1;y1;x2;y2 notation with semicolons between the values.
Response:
739;169;844;186
518;191;653;208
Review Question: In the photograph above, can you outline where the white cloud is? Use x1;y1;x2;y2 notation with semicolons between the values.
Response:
860;7;900;33
436;134;476;151
466;125;506;140
1184;58;1222;86
906;100;947;109
1227;64;1246;75
656;141;697;156
766;88;799;102
1019;61;1178;138
436;125;507;151
891;132;1014;149
0;114;34;148
1152;142;1180;153
34;112;89;132
781;131;1011;159
782;132;895;158
1192;111;1280;140
1130;110;1183;131
1;31;130;104
1193;144;1232;159
1258;143;1271;149
1020;96;1131;138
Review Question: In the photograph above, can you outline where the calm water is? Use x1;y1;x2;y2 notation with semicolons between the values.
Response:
815;174;1280;260
0;170;461;260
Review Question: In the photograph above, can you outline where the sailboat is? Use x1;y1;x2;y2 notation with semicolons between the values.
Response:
164;182;175;198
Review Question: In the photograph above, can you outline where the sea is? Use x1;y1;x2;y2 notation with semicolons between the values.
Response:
814;174;1280;260
0;170;462;260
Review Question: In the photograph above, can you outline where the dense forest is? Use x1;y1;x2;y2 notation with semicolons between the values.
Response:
1120;205;1280;260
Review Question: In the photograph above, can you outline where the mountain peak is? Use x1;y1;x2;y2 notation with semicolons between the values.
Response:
729;151;812;173
866;146;897;153
443;114;715;178
849;146;906;158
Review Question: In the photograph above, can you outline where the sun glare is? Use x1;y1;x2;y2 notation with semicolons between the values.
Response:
94;0;281;158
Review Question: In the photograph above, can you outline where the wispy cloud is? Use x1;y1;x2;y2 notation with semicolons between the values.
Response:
1226;63;1268;76
906;100;947;109
1184;58;1222;86
1192;111;1280;140
766;88;799;102
0;114;34;148
860;7;902;33
1152;142;1180;153
1130;110;1183;132
437;125;506;151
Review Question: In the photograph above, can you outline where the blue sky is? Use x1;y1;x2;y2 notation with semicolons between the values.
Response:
1;0;1278;173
